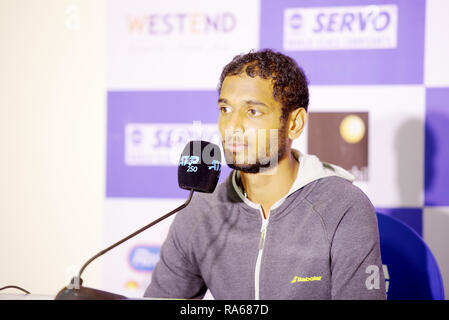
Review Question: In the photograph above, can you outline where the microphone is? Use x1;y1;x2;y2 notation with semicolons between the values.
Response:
55;140;221;300
178;140;221;193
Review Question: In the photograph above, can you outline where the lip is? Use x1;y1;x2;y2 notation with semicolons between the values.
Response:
226;143;248;151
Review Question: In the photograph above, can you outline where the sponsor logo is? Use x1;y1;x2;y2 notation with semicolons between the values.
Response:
284;5;398;50
308;112;369;181
129;246;160;272
125;122;222;166
127;12;236;35
125;280;139;290
290;276;322;283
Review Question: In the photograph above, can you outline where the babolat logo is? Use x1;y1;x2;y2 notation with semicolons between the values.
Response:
283;5;398;51
129;246;160;272
291;276;322;283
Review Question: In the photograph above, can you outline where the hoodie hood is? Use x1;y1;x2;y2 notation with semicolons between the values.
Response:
231;149;355;211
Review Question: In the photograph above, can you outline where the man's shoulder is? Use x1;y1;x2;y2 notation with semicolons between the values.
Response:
304;175;375;222
306;175;369;203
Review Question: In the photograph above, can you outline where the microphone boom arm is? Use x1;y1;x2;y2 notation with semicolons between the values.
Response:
78;188;194;280
55;139;221;299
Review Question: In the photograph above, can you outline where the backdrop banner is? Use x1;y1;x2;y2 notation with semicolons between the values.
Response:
105;0;449;299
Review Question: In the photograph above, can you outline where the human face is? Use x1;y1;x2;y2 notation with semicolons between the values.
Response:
218;73;288;173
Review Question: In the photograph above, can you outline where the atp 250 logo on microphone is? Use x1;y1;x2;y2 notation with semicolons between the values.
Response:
283;5;398;51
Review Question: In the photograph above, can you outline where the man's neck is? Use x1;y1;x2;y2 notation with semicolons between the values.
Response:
240;150;299;219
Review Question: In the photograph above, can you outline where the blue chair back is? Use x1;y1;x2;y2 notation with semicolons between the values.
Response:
376;212;445;300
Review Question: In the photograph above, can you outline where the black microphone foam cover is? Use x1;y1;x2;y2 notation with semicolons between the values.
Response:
178;140;221;193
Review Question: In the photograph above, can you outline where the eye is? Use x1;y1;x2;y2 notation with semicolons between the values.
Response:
248;108;262;117
220;106;231;114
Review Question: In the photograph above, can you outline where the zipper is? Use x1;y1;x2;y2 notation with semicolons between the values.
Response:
254;207;269;300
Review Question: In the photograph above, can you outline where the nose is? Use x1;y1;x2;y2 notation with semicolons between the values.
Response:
226;110;244;134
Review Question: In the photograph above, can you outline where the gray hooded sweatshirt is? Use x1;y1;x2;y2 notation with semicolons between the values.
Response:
145;150;386;300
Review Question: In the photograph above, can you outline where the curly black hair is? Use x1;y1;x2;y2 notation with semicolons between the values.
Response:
218;48;309;119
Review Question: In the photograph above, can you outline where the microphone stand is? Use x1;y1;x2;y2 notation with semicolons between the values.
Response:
55;189;194;300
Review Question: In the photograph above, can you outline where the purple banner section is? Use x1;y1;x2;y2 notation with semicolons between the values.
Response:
107;91;231;198
108;90;220;123
425;88;449;206
376;207;422;237
260;0;425;84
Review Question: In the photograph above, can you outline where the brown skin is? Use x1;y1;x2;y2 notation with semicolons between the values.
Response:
218;73;307;218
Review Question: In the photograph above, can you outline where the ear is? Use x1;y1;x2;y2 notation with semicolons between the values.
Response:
287;108;307;140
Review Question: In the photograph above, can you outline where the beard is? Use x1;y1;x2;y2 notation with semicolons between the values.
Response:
223;121;288;174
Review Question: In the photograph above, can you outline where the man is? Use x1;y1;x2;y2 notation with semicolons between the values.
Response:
145;49;386;300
